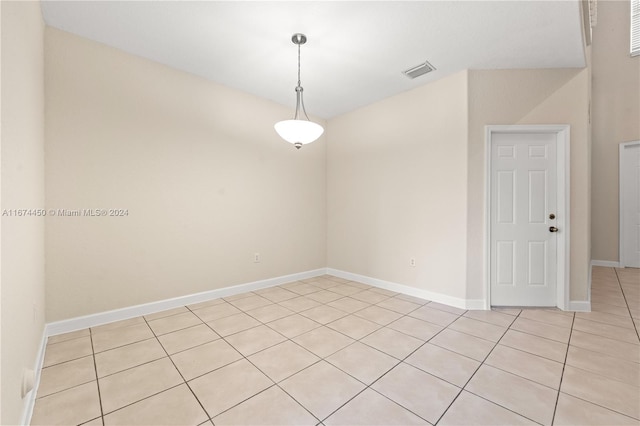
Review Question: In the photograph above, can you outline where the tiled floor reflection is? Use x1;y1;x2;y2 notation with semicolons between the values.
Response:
32;267;639;425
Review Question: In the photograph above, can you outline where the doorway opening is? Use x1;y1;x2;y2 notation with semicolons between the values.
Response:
619;141;640;268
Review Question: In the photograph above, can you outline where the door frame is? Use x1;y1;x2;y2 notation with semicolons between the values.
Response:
484;125;570;310
619;140;640;267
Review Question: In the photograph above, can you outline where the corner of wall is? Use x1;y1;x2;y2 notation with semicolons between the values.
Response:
325;70;470;301
467;67;591;307
590;0;640;262
1;1;47;424
44;29;327;322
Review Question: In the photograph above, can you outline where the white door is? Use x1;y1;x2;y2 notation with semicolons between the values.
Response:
620;142;640;268
491;132;558;306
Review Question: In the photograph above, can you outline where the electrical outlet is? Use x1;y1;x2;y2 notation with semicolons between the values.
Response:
254;253;261;263
409;257;416;267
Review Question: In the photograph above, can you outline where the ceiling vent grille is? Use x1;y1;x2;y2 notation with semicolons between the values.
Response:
402;61;436;79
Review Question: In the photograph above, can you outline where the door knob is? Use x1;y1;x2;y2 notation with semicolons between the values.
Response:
549;226;559;233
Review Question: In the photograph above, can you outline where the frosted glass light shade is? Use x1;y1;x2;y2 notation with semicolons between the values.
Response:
274;119;324;145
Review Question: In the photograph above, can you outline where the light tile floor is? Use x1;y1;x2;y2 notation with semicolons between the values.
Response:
31;267;640;425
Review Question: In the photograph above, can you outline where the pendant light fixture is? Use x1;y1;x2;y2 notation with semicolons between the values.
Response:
274;33;324;149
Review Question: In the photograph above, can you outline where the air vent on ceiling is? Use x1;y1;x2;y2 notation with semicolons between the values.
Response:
402;61;436;79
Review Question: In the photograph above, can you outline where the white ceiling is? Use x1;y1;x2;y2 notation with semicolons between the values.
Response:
41;1;586;119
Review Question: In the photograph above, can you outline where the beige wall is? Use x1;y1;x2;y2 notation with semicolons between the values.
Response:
45;29;327;322
591;0;640;262
1;1;47;424
327;71;469;300
327;66;591;305
467;68;591;302
37;2;605;328
0;7;604;420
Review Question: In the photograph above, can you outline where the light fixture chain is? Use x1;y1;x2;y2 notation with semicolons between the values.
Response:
295;37;311;121
297;41;301;88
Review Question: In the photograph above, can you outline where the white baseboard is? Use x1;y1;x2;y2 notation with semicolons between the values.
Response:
21;328;48;426
591;259;621;268
568;300;591;312
46;267;494;339
326;268;485;310
464;299;488;310
46;268;327;336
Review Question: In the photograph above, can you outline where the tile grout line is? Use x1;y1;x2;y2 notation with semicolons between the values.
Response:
319;304;466;424
367;319;458;424
99;382;186;420
613;268;640;341
501;322;573;346
31;279;437;423
88;329;106;426
256;296;367;424
432;309;552;426
96;320;211;418
558;358;640;385
210;320;322;424
144;314;215;423
549;310;576;426
569;324;640;345
250;293;378;423
462;309;574;393
552;305;640;418
551;390;640;421
213;281;425;424
41;273;638;425
321;305;536;424
321;325;423;422
557;267;640;421
456;388;546;426
91;316;203;420
432;313;514;425
197;280;335;423
450;307;591;425
273;379;323;424
28;361;96;401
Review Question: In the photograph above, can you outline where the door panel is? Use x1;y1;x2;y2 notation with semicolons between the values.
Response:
528;241;546;285
621;143;640;268
497;171;515;224
496;241;515;285
528;171;547;223
491;132;557;306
